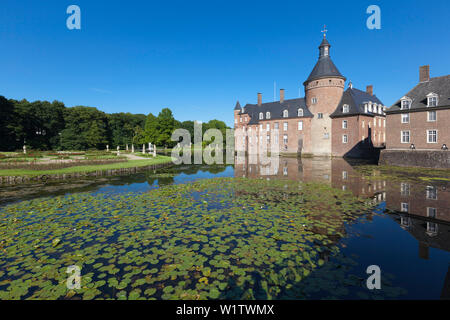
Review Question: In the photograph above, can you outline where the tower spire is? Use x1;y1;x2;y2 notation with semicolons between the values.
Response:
321;24;328;39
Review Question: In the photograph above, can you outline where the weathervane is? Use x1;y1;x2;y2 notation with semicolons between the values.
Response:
321;25;328;38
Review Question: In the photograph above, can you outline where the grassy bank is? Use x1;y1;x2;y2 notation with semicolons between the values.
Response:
0;155;173;177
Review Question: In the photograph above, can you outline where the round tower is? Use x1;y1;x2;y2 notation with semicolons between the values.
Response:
303;35;346;156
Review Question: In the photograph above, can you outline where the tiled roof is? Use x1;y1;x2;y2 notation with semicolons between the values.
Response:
330;87;385;118
387;75;450;113
240;98;313;125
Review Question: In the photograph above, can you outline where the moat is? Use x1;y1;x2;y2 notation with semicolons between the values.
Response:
0;158;449;300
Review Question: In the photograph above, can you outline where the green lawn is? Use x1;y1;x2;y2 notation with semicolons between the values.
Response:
0;155;173;177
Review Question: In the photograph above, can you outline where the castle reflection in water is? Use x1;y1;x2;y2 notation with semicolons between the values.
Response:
234;155;450;261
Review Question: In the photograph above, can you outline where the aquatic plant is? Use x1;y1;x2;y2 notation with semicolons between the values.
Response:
0;178;403;300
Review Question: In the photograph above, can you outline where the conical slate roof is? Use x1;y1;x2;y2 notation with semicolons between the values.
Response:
304;37;345;85
234;101;241;110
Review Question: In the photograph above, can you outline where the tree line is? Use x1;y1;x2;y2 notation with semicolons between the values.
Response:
0;96;229;151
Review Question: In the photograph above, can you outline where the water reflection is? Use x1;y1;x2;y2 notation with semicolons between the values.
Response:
235;156;450;255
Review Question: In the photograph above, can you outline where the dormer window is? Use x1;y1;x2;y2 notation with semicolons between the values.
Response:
368;103;373;112
259;112;263;120
283;110;289;118
401;97;411;110
342;104;349;113
298;109;303;117
427;93;438;107
266;112;271;119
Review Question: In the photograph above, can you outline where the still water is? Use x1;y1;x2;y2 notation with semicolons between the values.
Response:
0;157;449;300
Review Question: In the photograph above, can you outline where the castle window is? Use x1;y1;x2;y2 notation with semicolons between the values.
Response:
240;117;242;123
259;124;262;131
283;110;289;118
427;93;438;107
283;122;288;131
401;113;409;123
342;120;348;129
234;119;237;124
401;130;410;143
274;122;279;130
259;112;263;120
342;104;349;113
427;130;437;143
298;109;304;117
401;203;409;213
324;133;329;139
428;111;437;122
266;112;271;119
401;98;411;110
311;97;318;105
427;207;437;218
266;124;270;131
342;135;348;143
283;134;288;144
426;186;438;200
317;113;323;119
298;121;303;131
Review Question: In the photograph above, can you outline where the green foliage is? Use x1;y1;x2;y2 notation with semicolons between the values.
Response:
144;113;159;144
108;113;146;147
60;107;109;150
156;108;176;148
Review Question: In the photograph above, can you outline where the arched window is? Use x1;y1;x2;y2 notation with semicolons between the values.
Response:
297;109;303;117
259;112;263;120
266;112;271;119
283;110;289;118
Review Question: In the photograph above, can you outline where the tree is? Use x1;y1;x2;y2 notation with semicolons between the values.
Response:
60;106;109;150
0;96;19;151
156;108;176;148
144;113;159;144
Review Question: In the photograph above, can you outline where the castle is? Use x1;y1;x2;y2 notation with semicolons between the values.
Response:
234;33;387;158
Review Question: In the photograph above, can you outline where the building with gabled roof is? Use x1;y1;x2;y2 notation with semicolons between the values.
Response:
385;66;450;152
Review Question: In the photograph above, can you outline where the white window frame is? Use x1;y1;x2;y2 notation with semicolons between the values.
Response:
427;130;437;144
317;113;323;119
401;203;409;213
266;112;271;119
298;109;304;117
283;110;289;118
298;121;303;131
274;122;279;130
283;122;288;131
311;97;317;105
401;130;410;144
342;104;349;113
342;135;348;143
266;123;270;131
400;97;412;110
342;120;348;129
427;93;438;107
401;113;410;123
259;112;263;120
427;111;437;122
283;134;288;144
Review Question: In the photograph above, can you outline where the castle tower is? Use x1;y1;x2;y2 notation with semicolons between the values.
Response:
304;32;346;156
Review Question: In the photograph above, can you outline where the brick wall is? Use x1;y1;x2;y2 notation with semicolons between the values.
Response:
386;109;450;150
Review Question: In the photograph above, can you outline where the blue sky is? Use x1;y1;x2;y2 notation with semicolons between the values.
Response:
1;0;449;126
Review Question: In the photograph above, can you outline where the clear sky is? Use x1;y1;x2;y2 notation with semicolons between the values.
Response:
1;0;449;126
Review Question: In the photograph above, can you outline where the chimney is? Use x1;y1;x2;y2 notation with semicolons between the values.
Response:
366;85;373;96
420;65;430;82
257;93;262;106
280;89;285;103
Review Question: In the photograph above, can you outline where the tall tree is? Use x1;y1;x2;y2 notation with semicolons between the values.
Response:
144;113;159;144
156;108;176;148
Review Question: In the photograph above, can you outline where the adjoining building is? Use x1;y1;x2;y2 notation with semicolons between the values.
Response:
234;34;386;159
382;66;450;168
386;66;450;151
